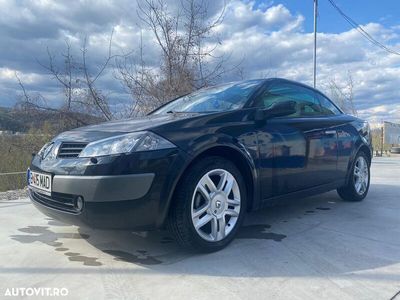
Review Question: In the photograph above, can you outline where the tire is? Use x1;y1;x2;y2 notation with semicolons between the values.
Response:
337;151;370;202
167;156;247;252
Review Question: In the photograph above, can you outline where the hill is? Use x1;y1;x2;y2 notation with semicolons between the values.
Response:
0;107;26;132
0;106;104;134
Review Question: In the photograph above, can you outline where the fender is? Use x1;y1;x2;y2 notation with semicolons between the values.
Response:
155;132;260;227
344;139;372;186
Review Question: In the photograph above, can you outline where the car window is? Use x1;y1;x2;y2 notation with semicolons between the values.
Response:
317;93;342;115
151;80;263;114
256;82;322;117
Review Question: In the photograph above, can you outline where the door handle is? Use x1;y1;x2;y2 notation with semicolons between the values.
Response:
324;130;336;135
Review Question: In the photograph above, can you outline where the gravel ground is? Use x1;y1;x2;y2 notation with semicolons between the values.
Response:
0;187;27;201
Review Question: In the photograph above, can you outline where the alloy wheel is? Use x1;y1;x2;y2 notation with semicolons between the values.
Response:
191;169;241;242
353;156;369;195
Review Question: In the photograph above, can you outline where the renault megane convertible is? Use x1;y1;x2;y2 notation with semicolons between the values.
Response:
28;78;372;252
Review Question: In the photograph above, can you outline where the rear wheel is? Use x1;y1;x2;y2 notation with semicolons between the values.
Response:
167;156;246;252
337;151;370;202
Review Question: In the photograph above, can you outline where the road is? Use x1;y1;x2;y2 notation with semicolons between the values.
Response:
0;157;399;299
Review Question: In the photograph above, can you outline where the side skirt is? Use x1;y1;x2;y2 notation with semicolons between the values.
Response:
258;179;345;209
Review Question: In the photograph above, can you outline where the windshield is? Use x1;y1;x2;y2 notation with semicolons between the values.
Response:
152;80;263;114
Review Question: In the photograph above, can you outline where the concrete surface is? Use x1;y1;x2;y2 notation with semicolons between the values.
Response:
0;157;399;300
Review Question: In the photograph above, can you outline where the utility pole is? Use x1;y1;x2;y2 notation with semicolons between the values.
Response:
381;125;384;156
313;0;318;88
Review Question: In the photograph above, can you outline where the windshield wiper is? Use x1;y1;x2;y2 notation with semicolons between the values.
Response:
166;110;187;113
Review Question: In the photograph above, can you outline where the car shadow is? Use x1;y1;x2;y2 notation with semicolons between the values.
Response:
8;183;400;280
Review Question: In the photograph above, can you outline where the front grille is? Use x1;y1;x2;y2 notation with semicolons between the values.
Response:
58;142;87;158
30;190;79;213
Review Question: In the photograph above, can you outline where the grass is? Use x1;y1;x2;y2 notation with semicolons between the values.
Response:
0;134;51;192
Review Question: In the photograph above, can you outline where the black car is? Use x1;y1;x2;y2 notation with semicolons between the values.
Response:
27;78;372;252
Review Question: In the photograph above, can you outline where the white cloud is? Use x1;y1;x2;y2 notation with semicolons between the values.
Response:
215;1;304;35
212;1;400;122
0;68;43;84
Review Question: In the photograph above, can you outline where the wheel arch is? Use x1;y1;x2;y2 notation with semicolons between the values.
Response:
158;144;258;227
344;143;372;186
359;144;372;164
186;146;257;210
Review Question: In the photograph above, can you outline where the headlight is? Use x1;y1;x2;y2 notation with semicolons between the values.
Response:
38;142;53;159
78;131;176;158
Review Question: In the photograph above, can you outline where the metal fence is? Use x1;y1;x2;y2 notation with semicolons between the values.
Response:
0;171;26;176
0;171;26;192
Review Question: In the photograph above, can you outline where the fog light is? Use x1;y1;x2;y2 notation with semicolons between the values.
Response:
75;196;84;211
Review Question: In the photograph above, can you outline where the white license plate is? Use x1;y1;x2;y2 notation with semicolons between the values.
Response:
28;169;52;195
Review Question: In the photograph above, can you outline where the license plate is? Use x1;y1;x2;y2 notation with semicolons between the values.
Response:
27;169;52;195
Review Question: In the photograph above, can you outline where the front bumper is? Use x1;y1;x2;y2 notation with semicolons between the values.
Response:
52;173;154;202
28;148;188;229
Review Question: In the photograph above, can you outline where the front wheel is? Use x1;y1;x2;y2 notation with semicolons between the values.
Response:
337;151;370;202
167;157;246;252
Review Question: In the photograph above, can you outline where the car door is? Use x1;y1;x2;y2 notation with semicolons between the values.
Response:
316;91;355;181
255;80;339;199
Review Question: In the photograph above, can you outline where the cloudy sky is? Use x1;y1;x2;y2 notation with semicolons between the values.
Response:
0;0;399;123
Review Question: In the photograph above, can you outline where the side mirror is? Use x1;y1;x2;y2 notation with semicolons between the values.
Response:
255;100;297;122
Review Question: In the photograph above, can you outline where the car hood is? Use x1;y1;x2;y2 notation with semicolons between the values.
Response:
54;113;200;142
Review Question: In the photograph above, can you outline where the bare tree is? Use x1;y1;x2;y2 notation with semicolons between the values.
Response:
36;41;76;111
80;32;120;121
16;0;238;122
328;72;357;116
15;71;89;130
16;32;122;125
116;0;234;115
